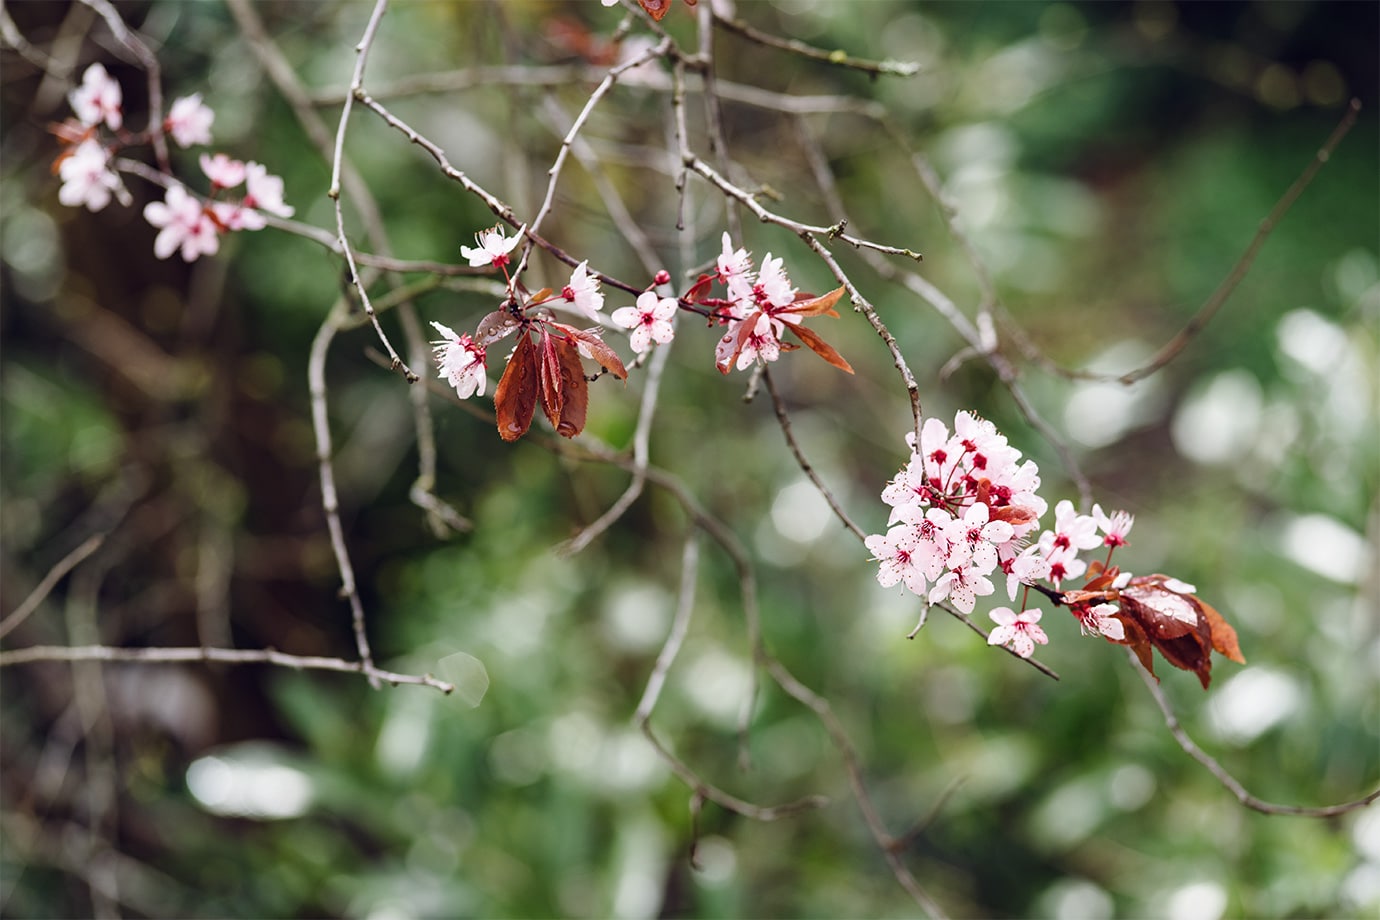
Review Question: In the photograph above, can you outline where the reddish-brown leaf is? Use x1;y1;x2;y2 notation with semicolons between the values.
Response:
553;338;589;438
475;309;522;348
1199;598;1246;664
786;322;855;374
538;328;564;425
1118;576;1220;688
494;334;539;442
550;323;627;380
784;285;846;318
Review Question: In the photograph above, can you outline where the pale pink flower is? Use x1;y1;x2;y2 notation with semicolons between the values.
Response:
613;291;677;354
987;607;1049;658
865;525;931;596
942;502;1014;575
144;184;220;262
752;252;795;309
557;261;604;321
1161;577;1197;594
928;548;995;614
69;63;122;130
716;232;755;306
461;224;523;269
57;140;121;212
1037;536;1087;589
165;94;214;148
430;321;488;399
1003;544;1051;602
199;153;246;190
731;312;782;369
243;162;294;218
1047;500;1102;554
1074;603;1125;641
210;201;266;232
1092;504;1134;548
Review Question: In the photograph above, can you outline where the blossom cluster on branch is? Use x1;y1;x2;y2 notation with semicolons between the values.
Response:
432;226;852;440
52;62;293;262
868;410;1244;687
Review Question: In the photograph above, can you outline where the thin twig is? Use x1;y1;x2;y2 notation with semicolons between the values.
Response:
324;0;414;382
712;12;920;78
762;368;866;541
309;298;380;687
0;534;105;641
1130;650;1378;817
0;645;455;693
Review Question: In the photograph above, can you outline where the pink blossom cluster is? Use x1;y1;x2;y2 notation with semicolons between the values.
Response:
54;62;293;263
709;233;816;371
433;225;614;400
868;411;1136;658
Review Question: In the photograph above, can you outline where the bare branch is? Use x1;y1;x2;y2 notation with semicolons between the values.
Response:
712;12;920;78
0;645;455;693
1131;650;1378;817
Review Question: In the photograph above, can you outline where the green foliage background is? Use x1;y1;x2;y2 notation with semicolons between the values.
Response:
2;1;1377;918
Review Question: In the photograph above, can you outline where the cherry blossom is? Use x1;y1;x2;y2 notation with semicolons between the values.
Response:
752;252;795;309
144;184;220;262
69;63;122;131
716;232;755;305
557;261;604;321
1002;545;1051;602
461;224;523;269
431;321;488;399
987;607;1049;658
928;548;995;614
1073;602;1125;641
243;162;294;218
725;311;783;370
1092;504;1134;547
165;94;214;148
57;140;121;212
210;201;265;232
941;502;1014;574
865;526;932;596
612;291;677;354
200;153;246;190
1046;500;1102;554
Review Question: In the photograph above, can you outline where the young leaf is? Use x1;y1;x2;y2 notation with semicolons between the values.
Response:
1199;598;1246;664
550;323;627;381
494;333;539;442
783;285;846;318
787;322;855;374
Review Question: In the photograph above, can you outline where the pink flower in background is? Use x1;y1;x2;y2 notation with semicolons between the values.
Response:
461;224;523;269
243;162;294;218
431;322;488;399
210;201;265;232
58;140;121;212
165;94;214;148
199;153;246;190
144;184;219;262
987;607;1049;658
613;291;677;354
69;63;122;130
